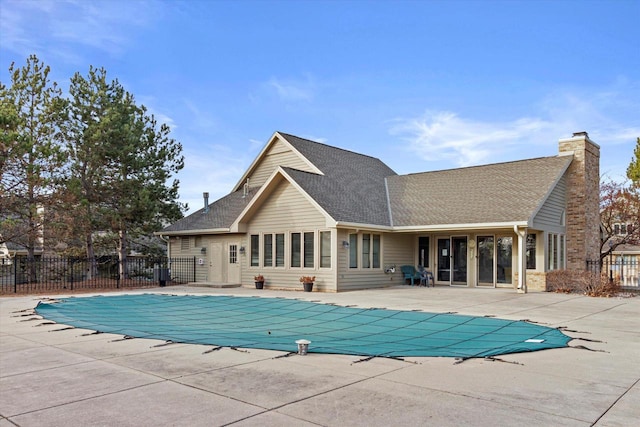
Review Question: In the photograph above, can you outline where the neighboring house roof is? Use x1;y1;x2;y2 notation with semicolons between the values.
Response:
611;243;640;253
161;132;574;235
387;155;573;228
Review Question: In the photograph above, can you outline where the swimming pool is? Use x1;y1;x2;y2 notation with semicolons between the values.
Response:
35;294;572;359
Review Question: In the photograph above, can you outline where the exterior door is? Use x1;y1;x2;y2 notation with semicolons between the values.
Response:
451;236;468;285
227;243;240;284
437;238;450;282
477;236;495;287
209;242;224;282
496;236;513;288
437;237;468;285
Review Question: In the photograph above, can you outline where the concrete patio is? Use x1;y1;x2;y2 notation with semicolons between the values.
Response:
1;286;639;426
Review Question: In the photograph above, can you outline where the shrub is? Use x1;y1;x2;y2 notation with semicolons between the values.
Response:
546;270;620;297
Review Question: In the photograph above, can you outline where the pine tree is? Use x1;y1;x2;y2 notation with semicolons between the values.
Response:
627;137;640;186
0;55;66;277
64;73;185;279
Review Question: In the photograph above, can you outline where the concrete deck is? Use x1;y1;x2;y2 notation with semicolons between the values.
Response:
1;286;638;426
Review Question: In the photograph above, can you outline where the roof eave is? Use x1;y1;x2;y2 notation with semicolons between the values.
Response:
155;228;231;236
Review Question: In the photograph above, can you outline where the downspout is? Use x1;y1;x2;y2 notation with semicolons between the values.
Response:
159;234;170;259
514;225;527;293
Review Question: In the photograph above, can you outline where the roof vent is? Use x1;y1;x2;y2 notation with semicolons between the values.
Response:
243;178;250;198
203;192;209;213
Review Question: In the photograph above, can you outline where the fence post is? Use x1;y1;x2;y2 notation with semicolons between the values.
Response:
13;257;17;294
193;257;197;283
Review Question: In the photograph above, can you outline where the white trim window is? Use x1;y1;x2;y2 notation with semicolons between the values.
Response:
349;233;381;269
320;231;331;268
547;233;566;271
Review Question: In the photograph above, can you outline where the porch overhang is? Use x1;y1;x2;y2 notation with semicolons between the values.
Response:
391;221;529;233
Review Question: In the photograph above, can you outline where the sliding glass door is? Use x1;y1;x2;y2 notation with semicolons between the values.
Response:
477;236;495;287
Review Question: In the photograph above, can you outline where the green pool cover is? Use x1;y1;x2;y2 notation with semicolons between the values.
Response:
35;294;572;359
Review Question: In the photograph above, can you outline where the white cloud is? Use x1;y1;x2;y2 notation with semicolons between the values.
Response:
266;76;315;102
390;83;640;171
390;111;551;167
1;0;161;60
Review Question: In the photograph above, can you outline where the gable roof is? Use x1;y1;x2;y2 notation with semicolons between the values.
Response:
277;133;397;226
161;132;574;235
387;155;573;229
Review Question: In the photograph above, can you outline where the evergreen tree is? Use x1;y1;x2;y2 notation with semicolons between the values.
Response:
627;137;640;186
0;55;66;275
59;67;115;277
64;74;185;279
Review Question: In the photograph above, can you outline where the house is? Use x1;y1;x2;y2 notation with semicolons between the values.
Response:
159;131;600;293
603;224;640;288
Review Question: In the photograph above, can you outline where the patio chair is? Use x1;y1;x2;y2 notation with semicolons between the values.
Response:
400;265;421;285
418;265;435;287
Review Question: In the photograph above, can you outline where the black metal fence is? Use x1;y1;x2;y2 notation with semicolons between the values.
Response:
0;256;197;294
586;258;639;289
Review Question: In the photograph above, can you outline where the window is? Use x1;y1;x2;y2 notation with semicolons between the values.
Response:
418;236;429;268
350;233;382;269
291;233;301;267
250;235;259;267
362;234;371;268
229;245;237;264
263;234;273;267
303;232;314;268
181;238;189;251
526;233;536;269
320;231;331;268
547;233;566;271
275;234;285;267
349;233;358;268
548;235;556;270
372;234;381;268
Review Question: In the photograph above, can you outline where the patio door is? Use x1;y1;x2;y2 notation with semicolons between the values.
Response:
437;237;468;286
477;236;495;287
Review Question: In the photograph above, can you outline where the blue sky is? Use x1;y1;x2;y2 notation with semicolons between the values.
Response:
1;0;638;214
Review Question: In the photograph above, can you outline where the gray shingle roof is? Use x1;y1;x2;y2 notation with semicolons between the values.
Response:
387;155;572;227
279;133;397;226
161;187;258;233
162;132;572;234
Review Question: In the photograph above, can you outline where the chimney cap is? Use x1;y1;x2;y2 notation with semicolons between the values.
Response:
572;131;589;138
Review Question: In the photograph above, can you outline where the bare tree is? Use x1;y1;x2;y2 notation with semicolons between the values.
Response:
600;178;640;261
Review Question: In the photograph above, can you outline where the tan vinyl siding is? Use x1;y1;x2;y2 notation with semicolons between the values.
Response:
170;235;244;283
242;180;335;291
532;174;567;233
248;138;313;187
336;231;414;291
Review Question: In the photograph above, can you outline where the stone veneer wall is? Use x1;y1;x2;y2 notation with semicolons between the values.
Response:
558;132;601;271
515;271;547;292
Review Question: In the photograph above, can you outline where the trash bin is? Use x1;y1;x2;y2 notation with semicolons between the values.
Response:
153;267;170;287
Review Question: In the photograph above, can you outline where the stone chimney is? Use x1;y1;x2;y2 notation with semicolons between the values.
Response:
558;131;600;269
